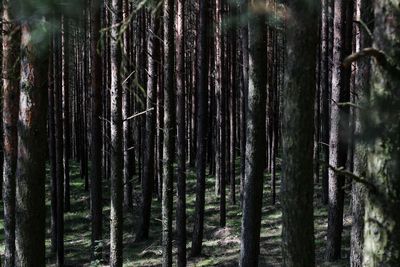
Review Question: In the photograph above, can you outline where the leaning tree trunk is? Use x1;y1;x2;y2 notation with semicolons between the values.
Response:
15;20;49;267
109;0;124;265
281;0;319;266
2;1;20;265
239;3;267;265
89;0;103;259
162;0;175;264
362;0;400;265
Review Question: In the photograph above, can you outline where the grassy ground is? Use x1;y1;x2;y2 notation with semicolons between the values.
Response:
0;160;351;266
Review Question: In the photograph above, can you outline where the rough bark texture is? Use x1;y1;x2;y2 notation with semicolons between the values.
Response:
326;0;353;260
320;0;332;205
2;2;20;265
239;4;267;266
350;0;373;266
362;0;400;265
110;0;124;265
15;21;48;267
191;0;209;256
281;0;319;266
90;0;103;259
137;10;159;241
162;0;175;264
175;0;187;264
215;0;226;227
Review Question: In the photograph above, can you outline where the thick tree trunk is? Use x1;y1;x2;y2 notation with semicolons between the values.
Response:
162;0;175;264
362;0;400;265
90;0;103;259
2;2;20;265
350;1;373;266
109;0;124;265
16;21;48;267
281;0;319;266
326;0;353;260
239;4;267;265
191;0;209;256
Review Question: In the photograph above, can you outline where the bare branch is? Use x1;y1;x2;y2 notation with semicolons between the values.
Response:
123;108;155;122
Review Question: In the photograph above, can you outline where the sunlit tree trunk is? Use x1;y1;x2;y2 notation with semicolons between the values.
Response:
16;20;49;267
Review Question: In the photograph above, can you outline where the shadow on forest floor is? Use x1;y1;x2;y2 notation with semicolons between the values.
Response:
0;160;351;266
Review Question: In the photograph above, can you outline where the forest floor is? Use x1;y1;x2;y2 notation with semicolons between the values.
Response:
0;161;351;266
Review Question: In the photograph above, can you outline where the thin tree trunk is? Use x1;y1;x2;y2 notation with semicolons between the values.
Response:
137;9;159;241
54;19;65;266
109;0;124;265
90;0;103;259
62;14;71;213
191;0;209;256
176;0;187;264
326;0;354;260
162;0;175;264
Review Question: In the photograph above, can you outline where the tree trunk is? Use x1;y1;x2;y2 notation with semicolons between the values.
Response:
215;0;226;227
191;0;209;256
350;1;373;266
54;19;65;266
90;0;103;259
320;0;332;205
62;14;71;213
162;0;175;264
239;3;267;265
2;2;20;265
362;0;400;265
281;0;319;265
137;9;159;241
176;0;187;264
16;20;48;267
326;0;353;260
109;0;124;265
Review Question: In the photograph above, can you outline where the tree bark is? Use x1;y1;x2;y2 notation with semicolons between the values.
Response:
191;0;209;256
281;0;319;266
239;3;267;265
2;2;20;265
109;0;124;265
326;0;353;260
16;20;48;267
162;0;175;264
90;0;103;259
362;0;400;265
176;0;187;264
